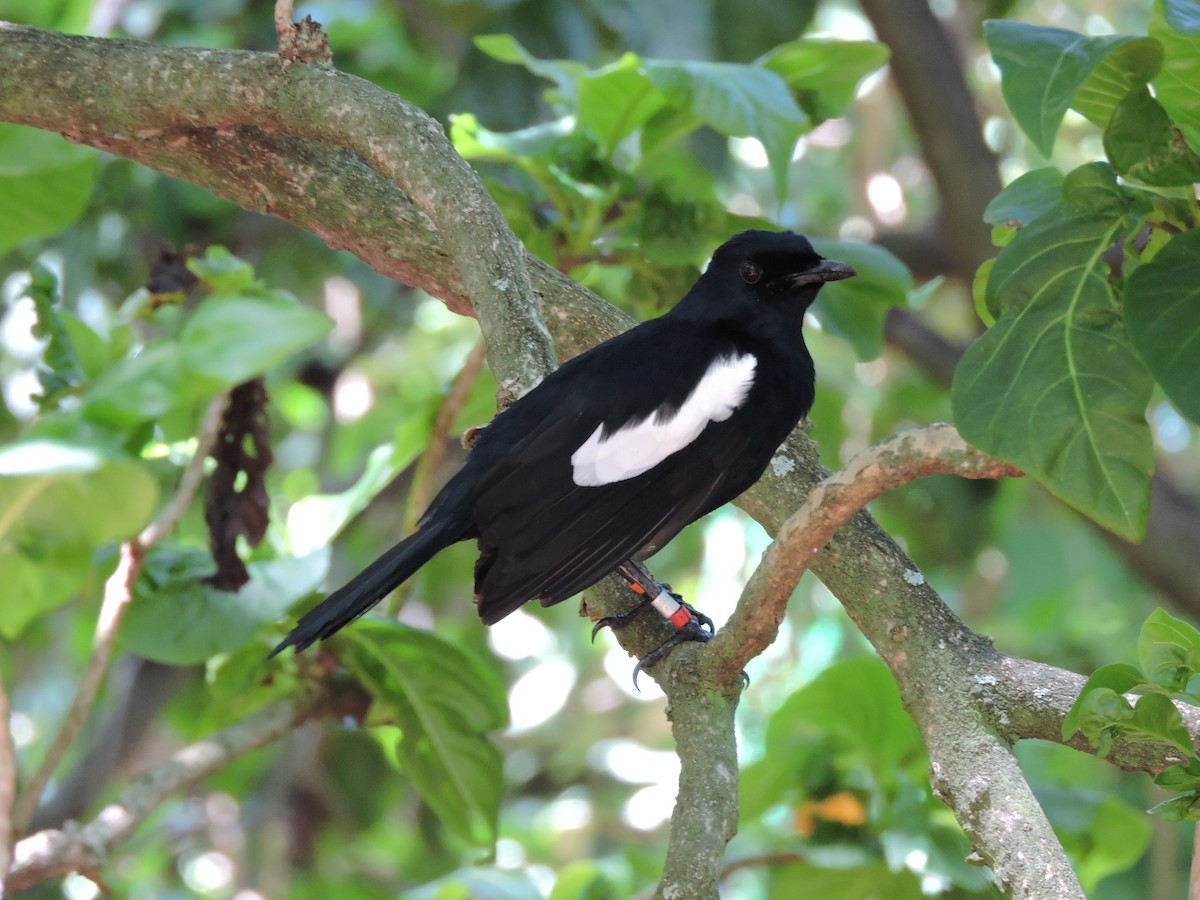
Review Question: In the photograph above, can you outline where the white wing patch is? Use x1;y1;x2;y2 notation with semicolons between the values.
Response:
570;353;757;487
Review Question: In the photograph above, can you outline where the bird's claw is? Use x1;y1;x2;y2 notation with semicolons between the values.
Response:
631;617;713;691
590;595;654;642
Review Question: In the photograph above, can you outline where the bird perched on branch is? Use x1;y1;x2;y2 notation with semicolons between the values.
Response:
272;230;853;672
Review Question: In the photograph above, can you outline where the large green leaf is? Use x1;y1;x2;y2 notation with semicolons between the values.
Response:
642;60;808;199
0;542;93;640
1125;228;1200;425
577;54;667;154
983;21;1156;156
1071;39;1163;128
0;440;158;638
450;113;574;163
1151;3;1200;148
0;124;96;256
121;545;330;665
952;165;1154;540
983;167;1065;226
1104;87;1200;186
81;341;189;427
342;620;508;847
756;38;889;122
0;440;158;546
179;292;332;386
810;240;911;360
473;34;587;106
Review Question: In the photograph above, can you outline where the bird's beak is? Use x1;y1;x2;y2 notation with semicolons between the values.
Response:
776;258;857;289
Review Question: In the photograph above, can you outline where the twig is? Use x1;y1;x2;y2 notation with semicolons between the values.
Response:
11;391;230;834
388;340;488;614
709;423;1022;678
6;698;313;892
273;0;294;41
1;667;15;898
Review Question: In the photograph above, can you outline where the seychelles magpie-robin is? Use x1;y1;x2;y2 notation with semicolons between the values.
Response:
271;230;853;667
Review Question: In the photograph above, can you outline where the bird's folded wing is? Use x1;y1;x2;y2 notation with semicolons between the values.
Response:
470;412;753;624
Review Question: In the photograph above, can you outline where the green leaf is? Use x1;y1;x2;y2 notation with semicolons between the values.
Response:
0;542;92;640
24;264;86;409
1104;87;1200;186
0;440;158;546
1137;607;1200;691
450;113;574;163
1072;39;1163;128
179;293;332;385
810;240;912;360
983;167;1065;226
1150;3;1200;148
0;440;158;638
1066;687;1135;755
548;861;620;900
756;39;889;122
473;34;587;105
1127;692;1194;754
577;55;667;153
952;166;1154;540
1063;663;1146;741
762;657;923;779
341;620;508;847
186;246;259;294
983;21;1155;156
82;341;189;427
1052;792;1153;891
1125;229;1200;426
0;124;96;256
1154;756;1200;791
642;60;808;199
122;546;330;665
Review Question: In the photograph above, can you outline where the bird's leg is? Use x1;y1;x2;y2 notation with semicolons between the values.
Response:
590;559;716;689
592;559;715;637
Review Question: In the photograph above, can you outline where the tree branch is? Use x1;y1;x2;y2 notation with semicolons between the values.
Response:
6;697;317;892
11;390;228;834
709;424;1022;678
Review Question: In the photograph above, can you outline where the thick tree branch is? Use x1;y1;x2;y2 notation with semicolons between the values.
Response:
6;697;317;892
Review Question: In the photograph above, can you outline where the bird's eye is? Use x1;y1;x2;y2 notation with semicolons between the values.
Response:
740;260;763;284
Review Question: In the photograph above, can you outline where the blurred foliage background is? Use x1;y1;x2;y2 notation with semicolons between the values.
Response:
3;0;1200;898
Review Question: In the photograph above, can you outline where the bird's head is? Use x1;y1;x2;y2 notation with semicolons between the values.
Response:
694;229;856;321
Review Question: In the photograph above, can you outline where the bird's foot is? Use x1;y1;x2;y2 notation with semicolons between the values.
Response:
591;593;654;641
590;584;715;641
632;615;713;691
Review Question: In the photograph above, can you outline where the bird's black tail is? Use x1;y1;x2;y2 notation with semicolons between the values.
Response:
269;524;456;657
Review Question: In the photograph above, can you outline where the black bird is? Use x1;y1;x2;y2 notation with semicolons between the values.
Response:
271;230;853;665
